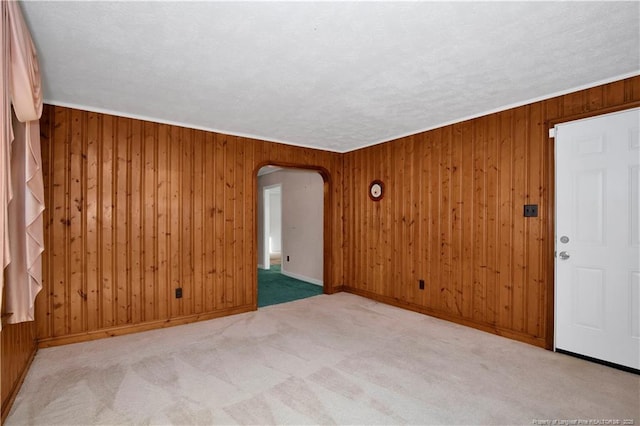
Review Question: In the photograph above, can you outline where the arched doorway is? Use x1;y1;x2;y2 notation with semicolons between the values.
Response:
255;163;332;308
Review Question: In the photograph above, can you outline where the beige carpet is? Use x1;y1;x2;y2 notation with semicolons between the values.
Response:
5;293;639;425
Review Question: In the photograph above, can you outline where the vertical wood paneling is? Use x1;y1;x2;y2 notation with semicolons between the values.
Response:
180;127;193;316
142;122;156;322
130;120;143;325
472;118;487;323
204;132;215;313
213;134;224;310
243;138;255;307
234;136;245;306
223;134;234;308
52;107;69;336
440;128;453;313
156;124;169;321
427;130;441;311
353;150;363;291
497;110;513;331
37;104;53;339
485;113;499;327
86;113;99;331
527;102;544;337
193;131;204;315
29;76;640;351
36;104;344;346
512;107;527;333
343;75;640;348
391;137;403;300
1;321;36;422
101;115;115;329
115;118;129;325
69;110;84;333
604;81;625;106
168;126;180;318
414;135;426;307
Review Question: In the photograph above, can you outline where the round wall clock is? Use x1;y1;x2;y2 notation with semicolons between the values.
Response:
369;180;384;201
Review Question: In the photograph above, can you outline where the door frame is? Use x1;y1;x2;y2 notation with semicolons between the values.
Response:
254;161;335;309
546;101;640;350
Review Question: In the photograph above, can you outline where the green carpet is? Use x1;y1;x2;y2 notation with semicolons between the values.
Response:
258;265;323;307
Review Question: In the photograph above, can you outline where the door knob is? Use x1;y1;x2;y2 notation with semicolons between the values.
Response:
559;251;570;260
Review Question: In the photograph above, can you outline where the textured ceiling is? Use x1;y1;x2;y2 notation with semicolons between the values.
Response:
20;1;640;153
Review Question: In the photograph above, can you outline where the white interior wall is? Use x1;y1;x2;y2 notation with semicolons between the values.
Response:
269;191;281;254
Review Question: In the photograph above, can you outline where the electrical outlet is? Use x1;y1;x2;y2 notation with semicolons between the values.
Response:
419;279;425;290
524;204;538;217
175;287;182;299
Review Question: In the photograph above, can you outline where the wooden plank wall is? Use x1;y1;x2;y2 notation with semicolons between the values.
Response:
2;76;636;423
1;321;36;422
343;76;640;348
4;76;638;363
35;105;344;346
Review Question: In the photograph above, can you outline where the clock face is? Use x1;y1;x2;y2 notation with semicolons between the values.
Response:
369;180;384;201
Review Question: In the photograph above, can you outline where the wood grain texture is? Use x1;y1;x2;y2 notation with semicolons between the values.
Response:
36;105;344;346
343;75;640;348
22;76;640;352
7;75;634;423
1;321;36;423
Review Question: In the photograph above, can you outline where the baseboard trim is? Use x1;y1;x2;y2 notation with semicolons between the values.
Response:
280;269;323;286
327;284;344;294
555;348;640;375
37;305;255;348
1;341;37;424
343;286;547;349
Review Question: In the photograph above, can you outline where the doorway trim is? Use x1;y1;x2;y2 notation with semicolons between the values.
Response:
545;101;640;350
550;107;640;371
254;161;335;309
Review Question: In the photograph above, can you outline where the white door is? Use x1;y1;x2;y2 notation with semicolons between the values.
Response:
555;107;640;370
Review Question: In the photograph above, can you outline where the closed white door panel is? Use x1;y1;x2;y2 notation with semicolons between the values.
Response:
555;107;640;370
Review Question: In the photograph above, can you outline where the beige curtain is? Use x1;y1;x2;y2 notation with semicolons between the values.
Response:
1;0;44;330
1;3;12;329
